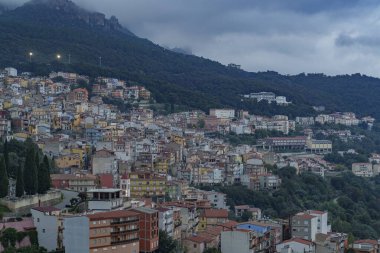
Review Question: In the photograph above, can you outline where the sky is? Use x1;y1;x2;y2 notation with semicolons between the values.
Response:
3;0;380;76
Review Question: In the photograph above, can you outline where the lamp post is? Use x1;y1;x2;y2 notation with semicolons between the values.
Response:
29;52;33;62
57;54;61;60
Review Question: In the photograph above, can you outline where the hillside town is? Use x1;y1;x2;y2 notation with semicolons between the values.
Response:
0;67;379;253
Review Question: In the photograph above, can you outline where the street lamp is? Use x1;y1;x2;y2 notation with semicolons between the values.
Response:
57;54;61;60
29;52;33;62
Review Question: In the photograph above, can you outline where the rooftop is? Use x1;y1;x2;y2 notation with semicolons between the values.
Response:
87;210;139;220
32;206;60;213
87;188;121;193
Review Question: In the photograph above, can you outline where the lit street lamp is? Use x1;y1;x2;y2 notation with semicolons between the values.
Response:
57;54;61;60
29;52;33;62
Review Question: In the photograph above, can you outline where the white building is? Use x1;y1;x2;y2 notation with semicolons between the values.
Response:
209;109;235;119
31;207;61;252
87;188;124;211
4;67;17;77
157;207;174;237
276;238;315;253
292;210;331;242
352;163;374;177
204;190;228;209
119;174;131;198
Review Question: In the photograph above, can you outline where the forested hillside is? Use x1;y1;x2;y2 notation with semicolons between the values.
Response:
199;168;380;239
1;0;380;119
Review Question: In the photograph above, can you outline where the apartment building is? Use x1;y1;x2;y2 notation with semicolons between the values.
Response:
128;172;166;197
63;210;140;253
131;207;159;253
291;210;331;241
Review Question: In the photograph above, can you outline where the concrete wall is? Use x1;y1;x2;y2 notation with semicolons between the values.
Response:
31;209;58;252
63;216;89;253
0;191;62;214
221;231;251;253
276;241;314;253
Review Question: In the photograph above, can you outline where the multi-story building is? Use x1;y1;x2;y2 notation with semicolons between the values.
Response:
352;163;374;177
259;136;307;152
119;174;131;198
203;191;228;210
291;213;318;241
55;153;82;170
291;210;331;241
198;209;228;231
352;240;380;253
87;189;124;211
63;210;140;253
131;207;159;253
51;173;97;192
31;207;62;252
209;109;235;119
157;207;174;237
128;172;166;198
306;139;332;154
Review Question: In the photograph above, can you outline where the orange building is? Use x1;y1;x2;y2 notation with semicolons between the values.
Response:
132;207;159;253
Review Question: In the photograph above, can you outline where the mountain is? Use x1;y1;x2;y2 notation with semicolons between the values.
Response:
1;0;380;119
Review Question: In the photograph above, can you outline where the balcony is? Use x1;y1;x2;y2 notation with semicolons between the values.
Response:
111;228;139;234
111;218;139;225
111;238;139;246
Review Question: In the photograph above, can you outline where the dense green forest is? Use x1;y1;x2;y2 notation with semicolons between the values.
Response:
199;168;380;239
1;1;380;118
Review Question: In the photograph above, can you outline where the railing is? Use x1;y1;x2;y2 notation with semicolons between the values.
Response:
111;228;139;234
111;218;139;225
110;238;139;245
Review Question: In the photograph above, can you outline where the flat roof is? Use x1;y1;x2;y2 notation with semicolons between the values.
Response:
87;188;121;193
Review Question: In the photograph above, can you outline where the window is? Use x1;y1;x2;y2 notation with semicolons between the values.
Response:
37;218;40;222
42;229;46;233
194;244;197;248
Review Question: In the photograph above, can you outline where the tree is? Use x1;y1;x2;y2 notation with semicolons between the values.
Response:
4;140;9;175
38;156;51;194
15;165;24;198
23;146;38;195
0;156;8;198
158;230;177;253
241;211;253;222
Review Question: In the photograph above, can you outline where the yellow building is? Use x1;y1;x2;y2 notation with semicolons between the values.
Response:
129;172;166;198
171;135;186;146
55;154;82;169
63;148;86;163
153;160;169;174
198;209;228;231
3;101;12;109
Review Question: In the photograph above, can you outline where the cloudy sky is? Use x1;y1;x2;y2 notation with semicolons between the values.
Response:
3;0;380;76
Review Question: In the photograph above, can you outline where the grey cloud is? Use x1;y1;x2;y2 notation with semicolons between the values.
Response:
336;34;380;47
2;0;380;76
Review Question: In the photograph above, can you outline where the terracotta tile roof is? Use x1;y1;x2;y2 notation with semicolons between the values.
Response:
220;220;238;230
203;209;228;218
294;213;315;219
282;238;314;245
355;240;378;245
